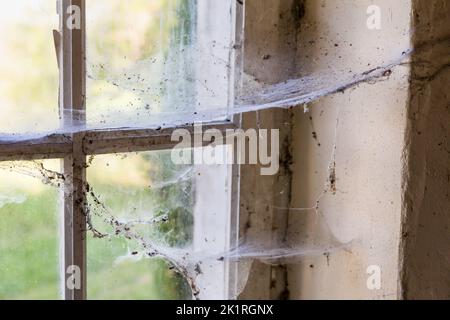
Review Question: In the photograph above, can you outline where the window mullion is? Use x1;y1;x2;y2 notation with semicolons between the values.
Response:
59;0;87;300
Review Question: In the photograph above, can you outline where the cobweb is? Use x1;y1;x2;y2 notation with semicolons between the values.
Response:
1;0;449;300
0;156;352;300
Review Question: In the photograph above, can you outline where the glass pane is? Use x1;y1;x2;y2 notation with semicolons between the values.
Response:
86;149;232;300
0;160;61;299
86;0;235;129
0;1;59;134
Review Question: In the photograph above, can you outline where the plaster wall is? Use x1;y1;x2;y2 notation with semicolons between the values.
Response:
287;0;411;299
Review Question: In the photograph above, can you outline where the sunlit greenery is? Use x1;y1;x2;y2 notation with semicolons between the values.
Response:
0;161;60;299
87;151;194;300
86;0;197;127
0;1;59;133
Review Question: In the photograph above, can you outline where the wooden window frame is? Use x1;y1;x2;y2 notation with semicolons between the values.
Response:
0;0;244;300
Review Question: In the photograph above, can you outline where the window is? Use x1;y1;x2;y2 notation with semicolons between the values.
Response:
0;0;242;300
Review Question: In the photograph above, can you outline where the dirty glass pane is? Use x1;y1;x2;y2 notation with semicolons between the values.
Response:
0;1;59;134
86;0;235;129
86;149;232;300
86;151;193;300
0;160;61;299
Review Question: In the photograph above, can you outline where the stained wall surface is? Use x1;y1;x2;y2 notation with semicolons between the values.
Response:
287;0;411;299
239;0;450;300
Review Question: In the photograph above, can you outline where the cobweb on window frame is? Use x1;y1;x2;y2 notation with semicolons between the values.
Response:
0;156;351;300
0;57;438;299
1;0;450;300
